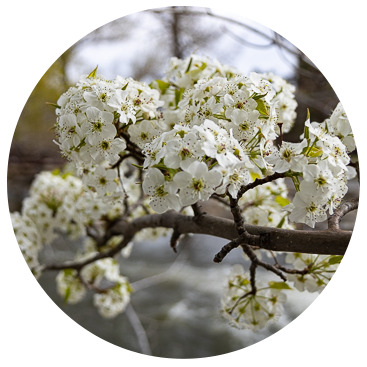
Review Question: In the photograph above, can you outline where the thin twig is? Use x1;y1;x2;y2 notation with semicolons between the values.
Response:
328;198;359;230
110;153;132;169
119;130;145;164
275;263;313;275
238;172;286;198
210;194;230;207
229;262;257;315
240;241;287;282
170;229;182;253
213;238;240;263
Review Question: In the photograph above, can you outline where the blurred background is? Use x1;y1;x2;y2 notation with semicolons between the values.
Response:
7;6;358;358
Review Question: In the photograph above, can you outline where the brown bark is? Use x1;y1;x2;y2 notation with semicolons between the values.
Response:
45;209;354;272
114;211;352;255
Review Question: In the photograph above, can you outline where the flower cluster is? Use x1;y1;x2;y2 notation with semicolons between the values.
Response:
279;105;356;227
239;178;294;229
142;118;256;212
222;252;342;331
221;265;289;331
49;57;295;223
260;72;297;133
56;269;87;304
10;170;93;279
54;69;165;201
284;253;341;292
163;54;241;90
49;55;357;228
11;212;42;278
56;240;132;318
141;70;283;211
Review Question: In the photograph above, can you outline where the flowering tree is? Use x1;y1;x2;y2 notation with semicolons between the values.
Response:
11;54;358;332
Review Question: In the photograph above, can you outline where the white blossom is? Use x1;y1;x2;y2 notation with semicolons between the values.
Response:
142;168;181;213
266;140;308;173
174;161;222;206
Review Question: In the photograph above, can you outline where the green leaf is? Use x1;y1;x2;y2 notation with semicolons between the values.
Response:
45;102;61;109
250;172;261;181
152;163;167;170
155;79;170;92
276;214;287;228
328;255;343;265
185;57;193;73
131;163;144;169
253;93;268;100
87;65;98;79
304;126;310;140
51;168;60;176
256;99;269;116
175;88;185;107
122;82;129;90
275;195;291;207
113;111;120;120
268;281;292;290
308;146;323;157
198;62;207;71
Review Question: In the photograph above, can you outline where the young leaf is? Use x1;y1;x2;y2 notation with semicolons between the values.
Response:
185;57;193;73
253;93;268;100
256;99;269;116
250;172;261;181
275;195;291;207
198;62;207;71
87;65;98;79
131;163;144;169
276;214;287;228
155;79;170;92
268;281;292;290
308;146;323;157
45;102;61;109
175;88;185;107
304;126;310;140
328;255;343;265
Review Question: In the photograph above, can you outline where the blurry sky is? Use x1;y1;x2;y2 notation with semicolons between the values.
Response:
66;7;298;84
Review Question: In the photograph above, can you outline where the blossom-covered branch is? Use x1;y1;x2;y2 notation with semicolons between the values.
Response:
44;209;353;273
11;53;358;331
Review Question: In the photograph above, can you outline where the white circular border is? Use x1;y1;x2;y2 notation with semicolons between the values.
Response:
2;1;365;365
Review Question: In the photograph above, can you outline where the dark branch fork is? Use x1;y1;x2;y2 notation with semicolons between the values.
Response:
223;172;358;299
228;192;287;298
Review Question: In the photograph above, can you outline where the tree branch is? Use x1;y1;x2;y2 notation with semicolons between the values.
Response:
238;172;286;198
44;207;354;272
328;199;359;230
